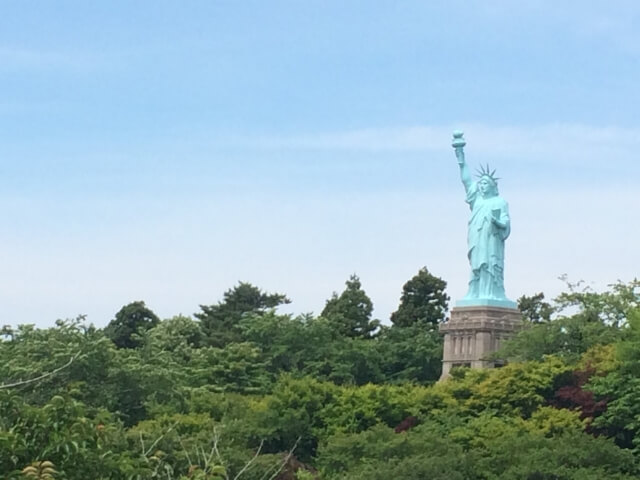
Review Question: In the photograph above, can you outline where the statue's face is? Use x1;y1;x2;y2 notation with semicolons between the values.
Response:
478;177;493;197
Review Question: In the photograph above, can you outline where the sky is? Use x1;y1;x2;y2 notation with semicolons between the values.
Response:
0;1;638;327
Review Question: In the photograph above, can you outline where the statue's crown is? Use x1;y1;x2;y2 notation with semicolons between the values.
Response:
476;164;500;184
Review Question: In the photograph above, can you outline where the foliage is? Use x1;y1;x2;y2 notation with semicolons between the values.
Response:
321;274;379;338
243;313;443;386
0;394;135;480
188;342;270;394
435;355;572;418
255;375;338;460
500;280;637;362
148;315;205;351
554;278;639;327
238;313;386;385
517;292;554;323
317;424;471;480
376;324;442;383
196;282;290;347
21;461;58;480
1;278;640;479
317;421;639;480
390;267;449;328
588;308;640;450
238;312;310;375
105;301;160;349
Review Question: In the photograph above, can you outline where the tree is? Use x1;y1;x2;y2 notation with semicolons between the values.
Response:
196;282;290;347
321;275;378;339
104;301;160;349
390;267;449;329
147;315;205;351
316;418;639;480
316;424;470;480
0;394;136;479
500;281;636;362
518;292;554;323
589;307;640;450
378;325;442;383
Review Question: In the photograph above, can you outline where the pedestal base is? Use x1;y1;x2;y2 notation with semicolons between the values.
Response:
455;298;517;309
439;305;521;380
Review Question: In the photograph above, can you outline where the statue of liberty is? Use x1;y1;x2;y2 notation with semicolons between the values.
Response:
452;131;516;308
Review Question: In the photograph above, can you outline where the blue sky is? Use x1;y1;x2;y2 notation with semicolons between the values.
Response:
0;1;638;326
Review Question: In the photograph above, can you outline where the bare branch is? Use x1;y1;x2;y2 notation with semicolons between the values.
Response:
143;421;179;457
140;432;146;457
177;434;193;467
233;439;264;480
0;351;80;390
259;462;280;480
261;437;301;480
210;427;224;467
201;446;209;469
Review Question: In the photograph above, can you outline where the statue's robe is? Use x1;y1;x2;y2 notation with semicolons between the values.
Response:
465;183;511;300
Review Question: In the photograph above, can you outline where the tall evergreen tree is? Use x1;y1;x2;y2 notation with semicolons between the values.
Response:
390;267;449;329
195;282;290;347
321;274;379;338
104;301;160;349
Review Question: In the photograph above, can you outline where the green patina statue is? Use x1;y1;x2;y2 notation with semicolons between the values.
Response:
452;131;516;309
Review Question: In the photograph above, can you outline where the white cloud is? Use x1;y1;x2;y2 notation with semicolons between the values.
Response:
562;2;640;56
467;1;640;56
1;122;638;327
236;124;640;171
0;45;107;72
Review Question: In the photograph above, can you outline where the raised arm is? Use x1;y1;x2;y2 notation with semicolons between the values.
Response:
452;131;473;194
455;147;473;193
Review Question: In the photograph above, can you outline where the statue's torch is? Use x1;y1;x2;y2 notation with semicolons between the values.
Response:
452;130;466;164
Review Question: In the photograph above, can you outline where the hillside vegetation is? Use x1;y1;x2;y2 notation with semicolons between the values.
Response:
1;270;639;480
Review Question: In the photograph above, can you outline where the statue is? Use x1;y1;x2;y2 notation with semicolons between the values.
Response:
452;131;516;308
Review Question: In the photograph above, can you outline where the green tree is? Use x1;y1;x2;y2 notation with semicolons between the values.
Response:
589;308;640;450
390;267;449;328
104;301;160;349
316;424;471;480
0;318;122;410
377;325;442;383
499;281;636;362
317;420;639;480
238;312;309;375
321;275;378;338
148;315;205;352
189;342;270;394
554;278;639;328
240;312;385;385
257;375;339;460
0;394;137;480
309;335;384;385
518;292;554;323
196;282;289;347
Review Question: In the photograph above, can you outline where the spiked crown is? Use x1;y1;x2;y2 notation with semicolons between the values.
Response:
476;164;500;185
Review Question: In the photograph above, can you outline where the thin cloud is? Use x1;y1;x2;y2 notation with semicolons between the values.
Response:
241;124;640;165
0;45;107;72
471;1;640;57
562;2;640;56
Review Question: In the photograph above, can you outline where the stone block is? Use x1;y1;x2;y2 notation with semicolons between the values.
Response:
439;305;522;380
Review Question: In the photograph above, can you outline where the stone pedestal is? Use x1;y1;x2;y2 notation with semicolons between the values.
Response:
439;305;521;380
